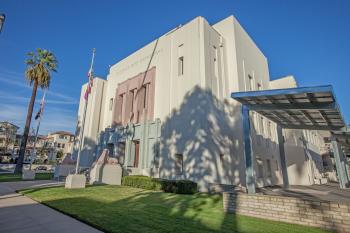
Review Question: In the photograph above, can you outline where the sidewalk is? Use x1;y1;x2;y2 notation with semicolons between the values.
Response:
0;180;102;233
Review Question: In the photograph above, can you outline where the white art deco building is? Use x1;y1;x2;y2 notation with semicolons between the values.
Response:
73;15;338;192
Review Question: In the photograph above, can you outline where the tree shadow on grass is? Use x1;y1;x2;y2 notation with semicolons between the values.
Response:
29;186;238;233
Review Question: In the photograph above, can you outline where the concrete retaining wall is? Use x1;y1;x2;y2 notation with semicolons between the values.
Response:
223;192;350;232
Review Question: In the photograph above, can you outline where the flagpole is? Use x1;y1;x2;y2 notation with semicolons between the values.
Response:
75;48;95;174
29;91;46;170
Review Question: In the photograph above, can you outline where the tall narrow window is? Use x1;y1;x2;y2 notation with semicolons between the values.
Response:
267;121;272;138
257;159;264;178
178;56;184;76
175;154;183;175
130;90;135;112
259;116;264;135
248;75;254;91
178;44;184;76
275;160;279;171
143;85;147;109
109;98;114;111
213;46;218;78
266;159;272;177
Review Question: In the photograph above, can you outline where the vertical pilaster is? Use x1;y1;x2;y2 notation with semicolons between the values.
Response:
276;125;289;188
242;105;255;194
332;136;349;188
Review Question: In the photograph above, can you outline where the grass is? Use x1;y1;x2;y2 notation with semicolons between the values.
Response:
0;173;53;182
20;185;330;233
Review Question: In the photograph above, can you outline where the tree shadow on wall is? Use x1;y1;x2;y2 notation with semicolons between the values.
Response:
158;86;244;192
72;122;97;168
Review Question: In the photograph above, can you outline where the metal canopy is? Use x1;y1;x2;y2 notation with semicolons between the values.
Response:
330;127;350;157
231;85;345;131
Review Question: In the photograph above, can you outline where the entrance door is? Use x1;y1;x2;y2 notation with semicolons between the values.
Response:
133;141;140;168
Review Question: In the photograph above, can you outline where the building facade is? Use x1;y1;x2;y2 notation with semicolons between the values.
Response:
0;121;19;162
74;15;332;191
46;131;75;160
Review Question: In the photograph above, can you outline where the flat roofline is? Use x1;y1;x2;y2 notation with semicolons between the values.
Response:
231;85;334;99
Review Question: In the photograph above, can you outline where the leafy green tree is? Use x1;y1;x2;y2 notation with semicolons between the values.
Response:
14;49;57;173
56;150;64;160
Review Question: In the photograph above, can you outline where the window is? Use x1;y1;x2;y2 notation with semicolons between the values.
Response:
130;89;135;112
178;44;184;76
275;160;279;171
178;56;184;76
109;98;114;111
142;86;147;109
266;159;272;177
248;75;254;91
57;143;61;148
62;144;65;148
213;46;218;78
259;116;264;135
220;154;225;163
59;135;64;139
267;121;272;138
117;142;126;165
175;154;183;175
257;159;264;178
257;83;262;90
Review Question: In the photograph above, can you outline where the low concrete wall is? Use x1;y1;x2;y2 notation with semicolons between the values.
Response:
54;165;76;178
90;164;122;185
223;192;350;232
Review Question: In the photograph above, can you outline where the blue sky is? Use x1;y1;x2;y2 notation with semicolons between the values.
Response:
0;0;349;134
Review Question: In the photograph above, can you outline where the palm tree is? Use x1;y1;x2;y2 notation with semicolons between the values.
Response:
14;49;57;173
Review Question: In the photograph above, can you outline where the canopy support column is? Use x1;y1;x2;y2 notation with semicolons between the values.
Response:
331;136;349;188
242;105;256;194
276;125;289;189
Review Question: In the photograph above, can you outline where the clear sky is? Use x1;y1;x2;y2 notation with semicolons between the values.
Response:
0;0;349;134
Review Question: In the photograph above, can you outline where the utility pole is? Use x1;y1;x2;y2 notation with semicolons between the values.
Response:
29;91;46;170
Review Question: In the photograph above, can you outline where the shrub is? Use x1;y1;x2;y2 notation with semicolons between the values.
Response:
122;175;162;191
172;180;197;194
122;175;198;194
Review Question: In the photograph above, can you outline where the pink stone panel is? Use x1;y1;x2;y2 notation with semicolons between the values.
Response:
112;67;156;126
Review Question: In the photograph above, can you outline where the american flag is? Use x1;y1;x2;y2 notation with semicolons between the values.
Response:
84;67;94;100
35;93;46;120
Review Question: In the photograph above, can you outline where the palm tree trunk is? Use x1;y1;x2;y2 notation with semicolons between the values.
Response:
14;79;38;174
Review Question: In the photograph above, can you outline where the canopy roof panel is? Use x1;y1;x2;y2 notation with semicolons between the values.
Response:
231;85;345;131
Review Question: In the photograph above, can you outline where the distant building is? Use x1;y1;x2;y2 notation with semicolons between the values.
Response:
11;131;75;163
46;131;75;160
0;121;19;161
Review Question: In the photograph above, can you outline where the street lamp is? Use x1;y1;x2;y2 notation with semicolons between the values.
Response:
0;14;6;34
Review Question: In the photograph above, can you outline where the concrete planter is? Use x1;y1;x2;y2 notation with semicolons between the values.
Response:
22;170;35;180
65;174;86;189
90;164;122;185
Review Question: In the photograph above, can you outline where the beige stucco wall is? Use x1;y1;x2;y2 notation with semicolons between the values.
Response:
73;77;106;167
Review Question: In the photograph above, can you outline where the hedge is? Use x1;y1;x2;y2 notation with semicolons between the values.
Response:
121;175;197;194
121;175;162;191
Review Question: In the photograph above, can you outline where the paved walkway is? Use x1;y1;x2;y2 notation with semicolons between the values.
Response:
0;180;102;233
258;182;350;203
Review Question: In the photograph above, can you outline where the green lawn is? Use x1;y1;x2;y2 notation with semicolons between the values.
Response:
0;173;53;182
20;185;330;233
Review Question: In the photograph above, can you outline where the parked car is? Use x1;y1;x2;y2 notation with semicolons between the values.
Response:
35;166;47;171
